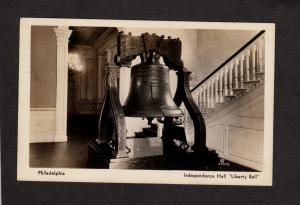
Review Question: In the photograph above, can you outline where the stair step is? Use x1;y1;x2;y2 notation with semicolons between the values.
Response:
224;95;237;98
134;132;157;138
242;80;261;84
232;88;248;92
256;72;265;76
143;127;157;137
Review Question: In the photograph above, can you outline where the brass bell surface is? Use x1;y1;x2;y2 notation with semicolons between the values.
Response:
122;62;183;118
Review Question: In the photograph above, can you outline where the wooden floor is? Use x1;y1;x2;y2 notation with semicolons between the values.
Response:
30;114;98;168
30;114;256;171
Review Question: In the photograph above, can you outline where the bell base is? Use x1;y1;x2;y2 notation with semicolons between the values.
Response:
88;147;222;170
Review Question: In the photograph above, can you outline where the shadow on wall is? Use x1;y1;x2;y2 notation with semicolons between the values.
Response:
196;30;259;81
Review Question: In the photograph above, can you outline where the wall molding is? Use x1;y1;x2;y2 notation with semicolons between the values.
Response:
218;153;263;171
30;108;56;111
227;125;264;163
30;108;59;143
206;124;224;153
206;85;264;171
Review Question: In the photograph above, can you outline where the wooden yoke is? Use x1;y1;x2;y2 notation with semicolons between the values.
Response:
114;32;183;69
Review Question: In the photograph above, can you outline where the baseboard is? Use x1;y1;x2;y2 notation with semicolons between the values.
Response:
54;135;68;142
218;152;263;171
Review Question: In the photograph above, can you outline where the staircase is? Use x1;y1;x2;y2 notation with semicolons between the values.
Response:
192;73;264;120
126;124;162;158
132;124;158;138
187;30;265;171
190;30;265;119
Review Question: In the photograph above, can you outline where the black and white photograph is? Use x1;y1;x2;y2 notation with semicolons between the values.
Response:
17;18;274;185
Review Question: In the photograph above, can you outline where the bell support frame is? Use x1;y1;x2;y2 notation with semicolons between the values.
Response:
88;64;129;161
114;31;210;154
88;32;212;168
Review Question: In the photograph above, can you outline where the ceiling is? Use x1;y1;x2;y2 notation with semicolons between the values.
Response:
69;26;109;46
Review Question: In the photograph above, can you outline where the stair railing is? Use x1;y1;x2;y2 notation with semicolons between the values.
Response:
190;30;265;113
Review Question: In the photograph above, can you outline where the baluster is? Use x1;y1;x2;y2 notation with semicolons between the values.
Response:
207;81;211;108
203;84;207;111
240;54;245;88
199;87;203;111
251;44;257;80
195;89;200;107
210;78;215;108
202;87;205;111
195;90;198;109
193;89;197;107
258;36;264;73
245;49;250;81
215;73;219;103
262;36;265;72
229;62;234;95
205;83;209;110
234;59;239;88
219;70;224;102
192;90;197;103
203;83;208;112
224;66;228;96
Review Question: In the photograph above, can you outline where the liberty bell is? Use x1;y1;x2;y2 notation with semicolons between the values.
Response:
122;52;183;118
88;32;210;167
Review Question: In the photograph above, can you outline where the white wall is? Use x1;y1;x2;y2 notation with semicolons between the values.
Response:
30;27;58;143
30;26;57;108
186;84;264;171
196;30;259;81
207;84;264;171
30;26;71;143
30;108;56;142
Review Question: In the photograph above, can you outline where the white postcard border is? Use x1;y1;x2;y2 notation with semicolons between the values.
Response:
17;18;275;186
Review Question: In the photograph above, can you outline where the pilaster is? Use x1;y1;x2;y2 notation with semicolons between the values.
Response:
54;26;72;141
